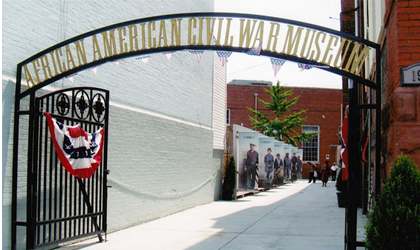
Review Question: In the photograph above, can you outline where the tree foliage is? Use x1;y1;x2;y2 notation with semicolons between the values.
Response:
248;82;316;146
365;154;420;249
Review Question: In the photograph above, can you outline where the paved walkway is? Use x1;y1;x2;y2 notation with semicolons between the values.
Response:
60;180;367;250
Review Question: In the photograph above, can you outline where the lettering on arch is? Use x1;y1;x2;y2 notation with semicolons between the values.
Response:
18;12;379;91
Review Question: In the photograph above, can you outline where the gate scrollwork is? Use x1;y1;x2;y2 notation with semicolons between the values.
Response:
13;87;109;249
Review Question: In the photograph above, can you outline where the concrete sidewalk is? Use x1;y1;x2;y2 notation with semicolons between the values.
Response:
60;180;367;250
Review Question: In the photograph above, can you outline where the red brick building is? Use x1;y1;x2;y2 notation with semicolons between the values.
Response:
381;0;420;174
227;80;342;178
341;0;420;186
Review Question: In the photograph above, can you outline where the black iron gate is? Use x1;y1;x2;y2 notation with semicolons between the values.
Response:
12;87;109;249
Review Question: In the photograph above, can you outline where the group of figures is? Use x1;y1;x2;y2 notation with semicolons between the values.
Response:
307;161;340;187
242;143;303;190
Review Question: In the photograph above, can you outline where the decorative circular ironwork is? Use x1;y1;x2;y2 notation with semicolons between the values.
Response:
74;90;91;120
56;93;70;115
91;93;107;122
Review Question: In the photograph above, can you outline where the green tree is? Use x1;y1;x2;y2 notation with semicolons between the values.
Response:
365;154;420;249
248;82;316;146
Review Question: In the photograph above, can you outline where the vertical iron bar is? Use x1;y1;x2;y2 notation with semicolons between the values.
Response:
42;109;48;244
346;80;360;250
35;97;42;246
375;49;382;197
367;107;372;210
93;161;98;232
84;176;88;234
99;158;103;230
36;98;41;246
91;122;96;234
78;176;82;236
103;90;110;236
73;132;78;238
69;171;73;237
59;134;63;241
85;123;90;235
48;116;53;243
53;94;64;242
53;102;58;242
37;98;45;245
12;65;22;250
71;91;76;238
73;168;77;237
77;179;103;241
27;92;38;249
64;170;68;238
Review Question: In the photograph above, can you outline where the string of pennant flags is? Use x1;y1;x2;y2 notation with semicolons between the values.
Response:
66;44;316;81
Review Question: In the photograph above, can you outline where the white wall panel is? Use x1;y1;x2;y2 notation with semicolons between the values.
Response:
212;52;228;149
2;1;224;248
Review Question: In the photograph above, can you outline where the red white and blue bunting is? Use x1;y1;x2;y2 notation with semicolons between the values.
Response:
340;106;349;181
246;42;263;56
65;50;319;82
270;58;286;77
136;56;150;64
189;50;204;63
298;63;314;71
45;112;105;178
216;51;233;67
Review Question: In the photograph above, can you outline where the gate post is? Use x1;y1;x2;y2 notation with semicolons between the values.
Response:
26;92;38;249
345;80;361;250
11;67;22;250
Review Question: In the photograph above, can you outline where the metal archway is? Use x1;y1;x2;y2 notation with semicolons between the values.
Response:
13;12;381;250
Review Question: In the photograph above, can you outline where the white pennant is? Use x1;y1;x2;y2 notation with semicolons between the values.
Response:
163;52;172;60
67;73;77;82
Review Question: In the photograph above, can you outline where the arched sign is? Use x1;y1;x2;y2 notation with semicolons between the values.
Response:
14;12;381;249
16;12;381;98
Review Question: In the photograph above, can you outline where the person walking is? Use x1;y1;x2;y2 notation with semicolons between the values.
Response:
321;161;330;187
330;162;339;181
308;162;317;183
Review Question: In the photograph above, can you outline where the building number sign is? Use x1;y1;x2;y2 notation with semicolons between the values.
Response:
401;63;420;86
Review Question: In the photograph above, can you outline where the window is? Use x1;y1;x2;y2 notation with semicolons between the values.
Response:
302;125;319;162
226;109;231;125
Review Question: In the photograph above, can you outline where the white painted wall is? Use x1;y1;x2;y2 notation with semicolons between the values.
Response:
212;52;228;150
2;1;226;249
363;0;386;75
106;105;217;229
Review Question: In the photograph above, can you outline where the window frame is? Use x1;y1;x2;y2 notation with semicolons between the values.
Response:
226;108;231;125
302;125;320;163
